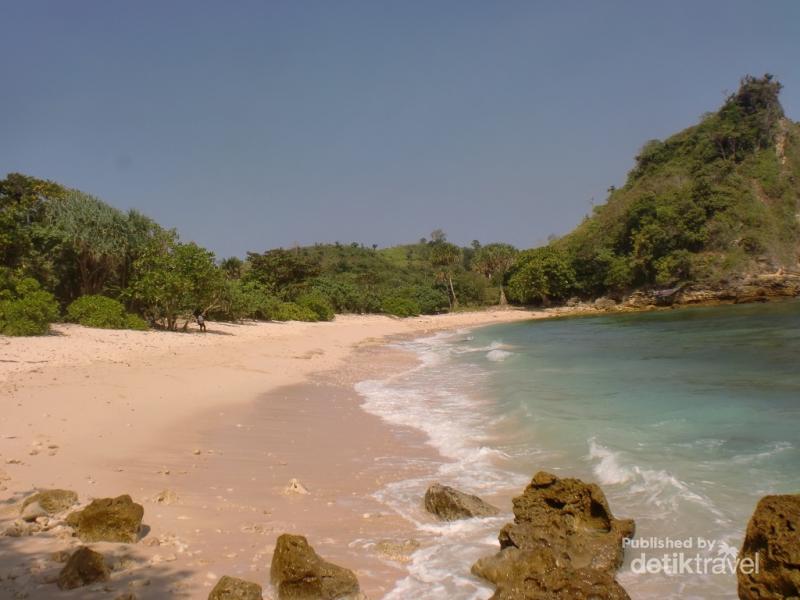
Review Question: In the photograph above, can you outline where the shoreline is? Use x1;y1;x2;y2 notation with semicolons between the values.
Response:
0;309;538;599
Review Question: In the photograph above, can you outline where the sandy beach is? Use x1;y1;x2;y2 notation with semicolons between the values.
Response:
0;309;540;599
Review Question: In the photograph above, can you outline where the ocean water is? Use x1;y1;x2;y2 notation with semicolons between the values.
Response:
355;300;800;599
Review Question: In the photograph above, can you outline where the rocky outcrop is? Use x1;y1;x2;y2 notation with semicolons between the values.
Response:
21;489;78;516
66;495;144;543
623;273;800;309
208;575;263;599
57;546;109;590
472;471;634;599
270;534;360;599
424;483;500;521
738;494;800;599
473;547;630;600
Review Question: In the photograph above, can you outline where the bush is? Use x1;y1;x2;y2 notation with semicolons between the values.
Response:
0;277;59;336
381;296;421;317
296;291;335;321
270;301;318;322
66;295;148;330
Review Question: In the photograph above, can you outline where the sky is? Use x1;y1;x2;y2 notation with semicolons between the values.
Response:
2;1;799;258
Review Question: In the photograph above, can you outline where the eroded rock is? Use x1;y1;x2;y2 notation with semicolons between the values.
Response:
57;546;109;590
473;471;634;599
270;533;360;599
208;575;263;599
738;494;800;599
21;489;78;516
66;495;144;543
473;546;630;600
424;483;499;521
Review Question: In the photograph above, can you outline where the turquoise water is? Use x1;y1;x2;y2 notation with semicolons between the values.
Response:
357;300;800;599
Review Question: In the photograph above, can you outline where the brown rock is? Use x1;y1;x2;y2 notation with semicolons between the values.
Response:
473;472;634;599
738;494;800;599
21;489;78;515
57;546;109;590
424;483;500;521
472;547;630;600
208;575;263;599
270;533;360;599
66;494;144;543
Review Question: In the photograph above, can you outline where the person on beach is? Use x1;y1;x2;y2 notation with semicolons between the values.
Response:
196;312;206;332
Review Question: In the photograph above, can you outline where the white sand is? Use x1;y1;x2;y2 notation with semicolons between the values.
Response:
0;309;543;599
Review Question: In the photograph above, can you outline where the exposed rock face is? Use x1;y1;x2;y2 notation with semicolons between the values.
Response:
738;494;800;599
594;297;617;310
66;495;144;543
208;575;263;599
473;472;634;599
57;546;109;590
270;534;360;599
21;489;78;515
473;547;630;600
623;273;800;308
424;483;500;521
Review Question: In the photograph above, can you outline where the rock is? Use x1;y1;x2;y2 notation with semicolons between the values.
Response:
21;501;47;522
208;575;263;599
57;546;110;590
21;489;78;515
472;546;630;600
66;495;144;543
374;539;420;563
270;533;360;599
738;494;800;599
472;472;634;599
594;297;617;310
424;483;500;521
283;479;310;495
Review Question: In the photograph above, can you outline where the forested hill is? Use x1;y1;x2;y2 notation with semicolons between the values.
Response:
539;74;800;302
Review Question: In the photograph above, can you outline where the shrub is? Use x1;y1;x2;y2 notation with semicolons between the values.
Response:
66;295;148;330
296;291;335;321
0;277;59;336
381;296;421;317
270;301;318;322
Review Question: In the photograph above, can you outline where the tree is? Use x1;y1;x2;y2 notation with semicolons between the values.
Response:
506;246;576;305
129;234;225;330
244;248;320;294
429;241;462;309
0;173;67;284
472;243;518;304
46;190;130;297
429;228;447;243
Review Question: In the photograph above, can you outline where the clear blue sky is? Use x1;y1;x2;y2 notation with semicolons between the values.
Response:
2;1;799;258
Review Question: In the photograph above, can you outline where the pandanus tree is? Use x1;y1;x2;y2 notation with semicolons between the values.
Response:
46;190;130;297
429;241;462;309
472;243;518;305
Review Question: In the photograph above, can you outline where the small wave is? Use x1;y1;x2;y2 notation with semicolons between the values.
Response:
587;438;724;519
486;349;513;362
730;441;793;464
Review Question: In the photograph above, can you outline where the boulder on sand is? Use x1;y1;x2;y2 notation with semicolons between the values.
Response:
208;575;263;599
424;483;500;521
66;494;144;543
57;546;109;590
738;494;800;599
21;489;78;516
270;533;360;599
472;471;634;599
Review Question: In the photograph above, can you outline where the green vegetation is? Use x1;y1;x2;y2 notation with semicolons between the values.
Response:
2;74;797;333
66;295;147;330
0;271;59;336
549;74;799;300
